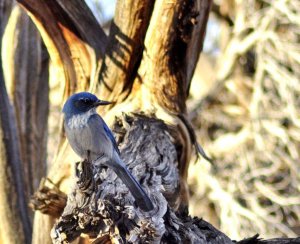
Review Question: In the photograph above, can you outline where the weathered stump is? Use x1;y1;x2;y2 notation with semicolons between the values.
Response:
49;114;231;243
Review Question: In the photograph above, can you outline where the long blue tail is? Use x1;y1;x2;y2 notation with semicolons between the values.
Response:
111;155;154;212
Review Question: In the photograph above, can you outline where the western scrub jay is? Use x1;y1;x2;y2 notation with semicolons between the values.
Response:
62;92;154;212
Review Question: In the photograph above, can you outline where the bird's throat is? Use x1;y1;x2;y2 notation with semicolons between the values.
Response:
67;109;97;129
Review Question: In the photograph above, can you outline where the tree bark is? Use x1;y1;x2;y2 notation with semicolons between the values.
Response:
98;0;155;103
0;2;32;243
17;0;107;96
2;4;49;205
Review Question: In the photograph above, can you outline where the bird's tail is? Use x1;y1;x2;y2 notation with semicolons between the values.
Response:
111;154;154;212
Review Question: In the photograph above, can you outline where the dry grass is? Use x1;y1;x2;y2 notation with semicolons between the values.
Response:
188;0;300;240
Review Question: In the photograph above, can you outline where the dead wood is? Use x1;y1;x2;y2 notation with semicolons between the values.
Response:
17;0;107;96
98;0;155;103
50;114;232;243
30;178;67;218
2;0;298;243
47;114;300;243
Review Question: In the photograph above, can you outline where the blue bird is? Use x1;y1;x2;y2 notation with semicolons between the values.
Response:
62;92;154;212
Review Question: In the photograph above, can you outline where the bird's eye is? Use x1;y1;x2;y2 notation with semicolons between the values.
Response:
79;98;90;104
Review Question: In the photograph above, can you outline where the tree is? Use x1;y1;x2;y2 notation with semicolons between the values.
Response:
0;0;299;243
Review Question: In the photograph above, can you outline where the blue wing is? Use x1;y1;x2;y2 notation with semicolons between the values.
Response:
85;114;121;160
102;119;121;155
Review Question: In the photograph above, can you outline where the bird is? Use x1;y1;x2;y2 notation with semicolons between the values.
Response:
62;92;154;212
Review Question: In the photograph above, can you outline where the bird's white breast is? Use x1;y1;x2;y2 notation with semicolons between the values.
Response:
67;108;97;129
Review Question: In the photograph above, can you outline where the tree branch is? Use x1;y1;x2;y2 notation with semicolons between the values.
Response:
131;0;211;114
185;0;212;93
132;0;187;113
98;0;155;103
16;0;107;96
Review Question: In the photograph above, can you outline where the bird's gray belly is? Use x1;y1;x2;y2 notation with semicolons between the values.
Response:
65;123;111;161
65;126;89;159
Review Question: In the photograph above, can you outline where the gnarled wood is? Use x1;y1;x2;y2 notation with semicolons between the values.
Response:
31;114;300;243
51;114;226;243
7;0;300;243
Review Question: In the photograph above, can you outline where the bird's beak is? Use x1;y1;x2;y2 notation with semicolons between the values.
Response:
93;100;113;107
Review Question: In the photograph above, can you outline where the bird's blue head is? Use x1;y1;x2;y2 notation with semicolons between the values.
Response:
62;92;112;118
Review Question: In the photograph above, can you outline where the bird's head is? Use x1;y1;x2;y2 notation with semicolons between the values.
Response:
62;92;112;117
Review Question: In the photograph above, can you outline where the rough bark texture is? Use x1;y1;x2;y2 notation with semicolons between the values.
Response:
44;114;300;243
0;2;32;243
50;114;231;243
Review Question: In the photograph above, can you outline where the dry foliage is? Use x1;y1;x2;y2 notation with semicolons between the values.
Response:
188;0;300;239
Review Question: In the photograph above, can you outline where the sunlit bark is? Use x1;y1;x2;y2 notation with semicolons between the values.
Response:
0;2;32;243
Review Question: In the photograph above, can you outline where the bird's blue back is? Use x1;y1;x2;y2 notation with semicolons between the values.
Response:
103;122;120;155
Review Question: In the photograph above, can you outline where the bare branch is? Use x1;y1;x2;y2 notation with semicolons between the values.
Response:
185;0;212;92
132;0;211;113
17;0;107;96
98;0;155;103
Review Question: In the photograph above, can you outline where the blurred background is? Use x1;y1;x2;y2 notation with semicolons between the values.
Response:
187;0;300;240
47;0;300;240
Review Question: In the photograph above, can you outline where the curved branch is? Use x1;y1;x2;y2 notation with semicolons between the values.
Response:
16;0;107;96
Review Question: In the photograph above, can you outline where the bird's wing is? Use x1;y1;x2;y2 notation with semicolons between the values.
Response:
88;115;153;211
102;120;121;155
87;114;120;158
